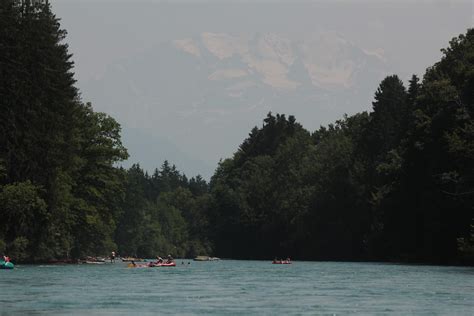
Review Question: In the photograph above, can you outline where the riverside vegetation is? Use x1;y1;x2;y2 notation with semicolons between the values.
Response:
0;1;473;264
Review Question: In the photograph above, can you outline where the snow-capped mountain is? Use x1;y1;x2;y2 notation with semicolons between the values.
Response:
83;31;389;178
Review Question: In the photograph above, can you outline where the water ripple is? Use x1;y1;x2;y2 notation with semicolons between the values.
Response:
1;261;473;315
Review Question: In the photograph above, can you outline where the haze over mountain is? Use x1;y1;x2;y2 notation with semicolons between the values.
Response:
53;1;472;178
84;31;388;176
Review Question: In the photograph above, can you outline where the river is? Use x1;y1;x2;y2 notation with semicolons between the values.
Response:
1;260;473;315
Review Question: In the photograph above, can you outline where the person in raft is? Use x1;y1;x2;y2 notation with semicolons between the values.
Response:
156;256;164;264
166;254;174;264
3;255;10;262
110;251;116;263
130;260;136;267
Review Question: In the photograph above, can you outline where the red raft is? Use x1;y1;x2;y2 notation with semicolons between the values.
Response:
128;261;176;268
272;260;292;264
149;262;176;267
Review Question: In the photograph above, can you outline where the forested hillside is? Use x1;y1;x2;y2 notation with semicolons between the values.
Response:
0;1;128;261
0;1;472;264
208;32;474;263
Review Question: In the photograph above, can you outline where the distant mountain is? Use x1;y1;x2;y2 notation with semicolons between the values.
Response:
84;31;389;178
119;125;215;179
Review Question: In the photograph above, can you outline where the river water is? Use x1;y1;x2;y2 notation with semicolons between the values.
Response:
1;260;473;315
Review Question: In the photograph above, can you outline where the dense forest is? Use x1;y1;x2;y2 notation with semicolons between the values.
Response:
0;1;473;264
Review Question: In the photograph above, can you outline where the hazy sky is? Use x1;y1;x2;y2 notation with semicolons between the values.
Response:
52;0;473;178
55;1;473;82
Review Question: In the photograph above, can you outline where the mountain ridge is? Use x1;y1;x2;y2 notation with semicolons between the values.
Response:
83;31;389;178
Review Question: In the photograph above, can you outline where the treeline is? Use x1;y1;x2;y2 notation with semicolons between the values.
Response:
0;1;128;261
1;1;472;264
208;32;474;264
115;162;212;258
0;1;212;261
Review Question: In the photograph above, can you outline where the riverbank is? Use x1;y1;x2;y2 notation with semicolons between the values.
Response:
11;256;474;267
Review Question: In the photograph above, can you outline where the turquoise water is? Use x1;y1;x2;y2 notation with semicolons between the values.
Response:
1;260;473;315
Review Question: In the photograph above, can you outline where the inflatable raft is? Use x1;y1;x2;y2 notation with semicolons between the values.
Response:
0;260;14;269
127;262;176;268
149;262;176;267
272;260;291;264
